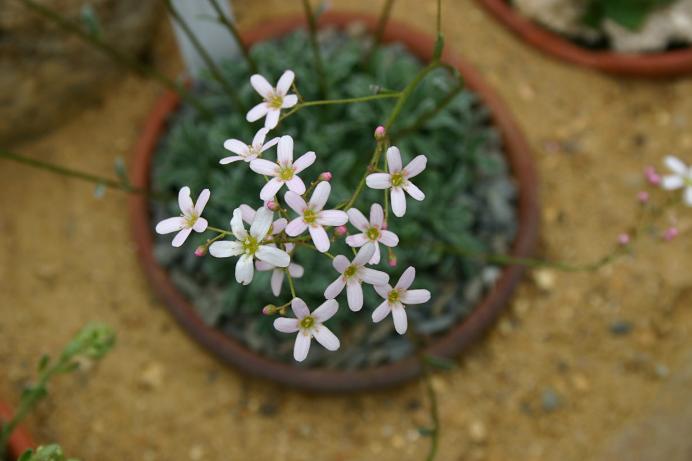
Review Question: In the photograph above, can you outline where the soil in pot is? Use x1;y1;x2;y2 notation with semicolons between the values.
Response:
149;27;518;369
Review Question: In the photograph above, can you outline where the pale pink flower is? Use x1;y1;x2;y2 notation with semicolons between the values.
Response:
209;207;290;285
374;125;386;140
618;233;630;246
346;203;399;264
155;186;210;247
246;70;298;129
256;243;304;296
372;266;431;334
220;127;279;164
661;155;692;206
249;135;315;201
664;226;679;241
324;244;390;312
273;298;340;362
238;204;287;238
285;181;348;252
366;146;427;217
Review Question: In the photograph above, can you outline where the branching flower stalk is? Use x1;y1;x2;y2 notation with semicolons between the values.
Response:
301;0;329;98
206;0;259;74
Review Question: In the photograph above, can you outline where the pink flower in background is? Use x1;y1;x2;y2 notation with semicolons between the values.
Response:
256;243;304;296
366;146;427;217
250;135;316;201
274;298;340;362
346;203;399;264
661;155;692;206
156;186;210;247
285;181;348;252
372;266;431;334
324;244;390;312
246;70;298;129
220;127;279;164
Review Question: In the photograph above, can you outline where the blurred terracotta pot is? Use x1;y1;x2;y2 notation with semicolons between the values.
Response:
477;0;692;78
129;11;540;392
0;399;34;460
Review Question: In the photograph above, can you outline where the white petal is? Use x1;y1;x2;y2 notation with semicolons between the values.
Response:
370;203;384;226
366;173;391;189
239;204;256;224
345;234;368;247
370;243;381;265
392;304;408;334
353;243;375;266
192;217;208;233
272;218;287;234
276;70;295;95
313;299;338;322
286;176;306;195
277;135;294;165
360;267;389;286
270;269;284;296
231;208;248;240
194;189;210;214
251;127;269;149
288;263;304;278
346;281;363;312
371;301;391;323
246;102;269;122
293;331;311;362
259;178;284;201
293;151;316;173
250;158;278;176
662;175;684;190
348;208;369;231
685;187;692;207
274;317;298;333
664;155;688;175
178;186;193;214
404;182;425;201
156;217;185;234
219;155;244;165
284;191;307;214
291;298;310;319
309;181;331;210
404;155;427;178
391;188;406;217
264;109;280;129
172;228;192;247
235;254;254;285
223;138;248;156
256;245;290;268
250;74;274;98
317;210;348;226
286;218;308;236
250;206;274;239
313;326;340;351
379;230;399;247
401;289;431;305
330;255;348;274
396;266;416;290
309;225;330;252
374;284;392;299
255;260;274;271
209;240;243;258
260;136;280;152
386;146;402;172
324;277;346;299
282;94;298;108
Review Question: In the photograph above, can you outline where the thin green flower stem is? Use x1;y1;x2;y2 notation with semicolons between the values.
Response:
362;0;396;67
384;61;441;130
291;82;305;103
301;0;329;98
17;0;212;118
164;0;245;113
296;241;335;259
286;270;298;298
206;0;258;74
206;226;231;236
393;83;463;139
423;359;440;461
278;92;401;123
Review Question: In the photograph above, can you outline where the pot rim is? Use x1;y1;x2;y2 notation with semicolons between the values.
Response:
0;399;35;460
128;11;540;392
476;0;692;78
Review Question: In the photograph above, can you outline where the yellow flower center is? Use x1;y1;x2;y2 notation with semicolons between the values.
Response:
303;208;317;224
242;235;259;255
278;164;295;181
391;172;405;187
268;94;284;109
300;316;315;329
387;289;400;304
366;226;380;241
185;212;198;228
344;265;357;279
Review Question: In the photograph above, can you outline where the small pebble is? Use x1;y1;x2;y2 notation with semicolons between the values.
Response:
541;388;562;412
138;362;165;390
469;420;487;443
533;269;556;292
609;320;633;336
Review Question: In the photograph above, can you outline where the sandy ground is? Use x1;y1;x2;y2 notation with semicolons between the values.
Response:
2;1;692;460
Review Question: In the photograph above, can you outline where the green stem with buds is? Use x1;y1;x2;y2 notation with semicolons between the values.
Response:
206;0;259;74
279;92;401;123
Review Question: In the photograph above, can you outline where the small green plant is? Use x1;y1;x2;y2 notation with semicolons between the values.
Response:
0;324;116;460
17;445;77;461
583;0;676;30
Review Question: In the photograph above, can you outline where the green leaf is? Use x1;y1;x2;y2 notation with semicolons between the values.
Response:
80;4;102;39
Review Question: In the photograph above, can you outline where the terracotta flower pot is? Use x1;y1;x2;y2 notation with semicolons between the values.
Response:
477;0;692;78
0;400;35;460
129;11;540;392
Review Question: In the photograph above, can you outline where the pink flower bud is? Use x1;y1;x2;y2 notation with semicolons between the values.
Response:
335;225;347;236
374;125;386;140
644;166;661;186
617;233;630;246
262;305;277;315
664;227;679;241
265;200;278;211
637;191;649;204
194;245;207;257
388;256;397;267
319;171;333;182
